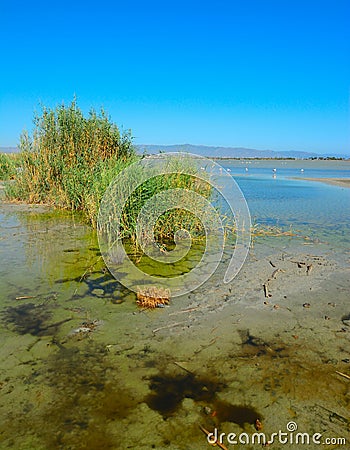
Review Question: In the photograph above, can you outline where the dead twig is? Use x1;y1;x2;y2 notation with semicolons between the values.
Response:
173;361;195;375
15;295;37;300
263;282;271;298
263;268;284;297
169;306;202;316
194;337;218;355
316;404;349;425
271;268;284;279
290;260;306;268
199;425;228;450
336;371;350;381
152;322;186;333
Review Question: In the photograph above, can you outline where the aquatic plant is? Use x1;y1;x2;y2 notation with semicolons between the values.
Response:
6;99;135;223
0;152;18;180
119;167;212;243
6;100;214;249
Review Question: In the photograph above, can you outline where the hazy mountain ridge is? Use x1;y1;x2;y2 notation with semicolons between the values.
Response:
1;144;346;158
0;147;20;153
136;144;319;159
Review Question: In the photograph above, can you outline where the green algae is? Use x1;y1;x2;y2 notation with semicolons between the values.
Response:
1;196;350;449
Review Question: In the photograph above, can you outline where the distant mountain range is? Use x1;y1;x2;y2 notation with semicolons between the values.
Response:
1;144;346;159
136;144;320;159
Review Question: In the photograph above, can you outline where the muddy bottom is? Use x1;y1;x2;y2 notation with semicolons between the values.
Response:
0;202;349;449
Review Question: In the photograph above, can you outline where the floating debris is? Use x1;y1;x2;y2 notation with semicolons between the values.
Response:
341;313;350;327
263;268;285;298
203;406;212;415
306;264;313;275
136;286;170;309
68;320;103;339
335;371;350;381
255;418;263;431
199;425;228;450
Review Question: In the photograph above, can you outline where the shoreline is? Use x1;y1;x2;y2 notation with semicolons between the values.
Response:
291;176;350;187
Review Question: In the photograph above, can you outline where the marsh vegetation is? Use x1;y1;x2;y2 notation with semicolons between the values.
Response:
5;100;212;247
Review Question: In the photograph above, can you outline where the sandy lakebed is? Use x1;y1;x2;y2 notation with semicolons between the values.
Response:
291;177;350;188
0;176;349;449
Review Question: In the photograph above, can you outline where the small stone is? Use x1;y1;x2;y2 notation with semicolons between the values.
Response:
92;288;104;296
111;298;123;304
203;406;212;415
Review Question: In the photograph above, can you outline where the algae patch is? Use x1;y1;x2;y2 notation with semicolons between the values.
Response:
1;302;67;337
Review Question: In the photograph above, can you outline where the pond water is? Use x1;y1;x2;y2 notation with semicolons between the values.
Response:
0;160;349;449
225;159;350;249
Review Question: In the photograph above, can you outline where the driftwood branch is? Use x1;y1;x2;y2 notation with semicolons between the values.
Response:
173;361;195;375
263;268;285;298
263;283;271;298
199;425;228;450
169;307;202;316
336;371;350;381
152;322;186;333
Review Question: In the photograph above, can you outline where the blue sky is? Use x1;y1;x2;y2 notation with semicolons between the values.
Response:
0;0;349;154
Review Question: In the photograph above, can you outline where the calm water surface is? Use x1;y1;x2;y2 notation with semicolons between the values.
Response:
224;159;350;249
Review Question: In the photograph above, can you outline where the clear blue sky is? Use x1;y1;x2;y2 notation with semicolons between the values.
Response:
0;0;349;154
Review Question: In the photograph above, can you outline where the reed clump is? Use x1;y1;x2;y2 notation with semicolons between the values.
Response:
6;100;214;246
6;100;135;225
0;153;19;180
120;169;212;244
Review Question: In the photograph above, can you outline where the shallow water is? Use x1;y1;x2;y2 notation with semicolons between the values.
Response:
226;160;350;252
222;158;350;178
0;162;349;449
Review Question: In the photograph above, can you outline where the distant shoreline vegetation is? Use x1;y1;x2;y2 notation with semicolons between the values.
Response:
210;156;346;161
1;139;348;161
1;147;347;161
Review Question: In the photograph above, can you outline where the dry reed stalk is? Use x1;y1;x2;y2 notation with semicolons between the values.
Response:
136;286;170;309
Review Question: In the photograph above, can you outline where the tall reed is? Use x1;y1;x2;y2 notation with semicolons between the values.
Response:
6;100;135;223
6;100;214;245
0;153;19;180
